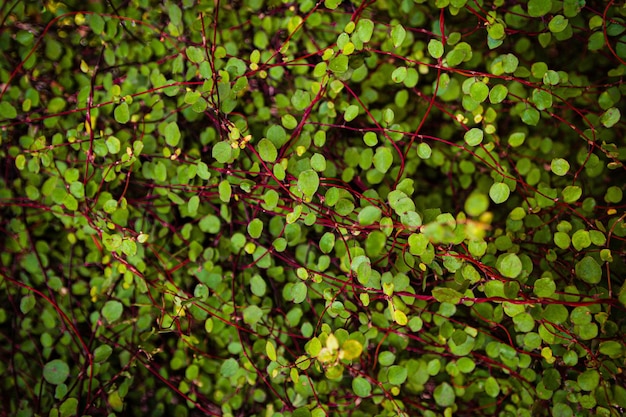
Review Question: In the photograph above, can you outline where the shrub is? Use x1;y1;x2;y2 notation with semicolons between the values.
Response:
1;1;625;416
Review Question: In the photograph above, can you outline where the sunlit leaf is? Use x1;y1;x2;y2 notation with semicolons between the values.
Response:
434;382;455;407
114;102;130;124
489;182;510;204
101;300;123;323
298;169;320;198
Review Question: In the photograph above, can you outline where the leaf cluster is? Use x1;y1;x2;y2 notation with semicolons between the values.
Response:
1;1;626;416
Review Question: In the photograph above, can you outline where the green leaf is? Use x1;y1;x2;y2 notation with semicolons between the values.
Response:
521;108;540;125
605;186;623;203
319;232;336;254
356;19;374;43
543;304;569;324
391;66;407;83
417;142;432;159
502;54;519;73
403;68;419;87
428;39;444;59
250;275;267;297
352;377;372;397
363;131;378;147
168;3;182;25
292;282;307;303
432;287;463;304
489;84;508;104
402;211;422;229
292;407;311;417
267;125;287;147
213;141;233;163
20;295;36;314
533;277;556;298
164;122;181;147
552;404;573;417
258;138;277;162
373;147;393;173
187;195;199;215
378;351;396;366
43;359;70;385
114;102;130;124
391;24;406;48
394;310;408;325
59;398;78;417
48;97;66;113
388;190;415;215
532;89;553;110
485;376;500;397
551;158;570;176
498;253;522;278
588;31;605;51
89;13;105;35
358;206;382;226
266;340;277;361
344;104;359;121
408;233;428;256
457;358;475;373
469;82;489;103
352;255;372;286
571;230;591;251
487;22;505;41
197;161;211;180
464;191;489;216
329;55;349;74
549;15;569;33
576;323;598;340
219;180;231;202
199;215;221;233
0;101;17;119
291;90;311;111
601;107;620;128
575;256;602;284
464;128;483;146
243;305;263;326
387;365;408;385
528;0;552;17
562;186;582;203
577;370;600;391
434;382;456;407
298;169;320;198
220;358;239;377
15;154;26;170
94;344;113;362
248;218;263;239
306;337;322;357
186;46;205;63
615;386;626;409
383;108;394;124
599;341;623;358
365;230;387;257
101;300;123;323
282;114;298;129
489;183;510;204
310;153;326;172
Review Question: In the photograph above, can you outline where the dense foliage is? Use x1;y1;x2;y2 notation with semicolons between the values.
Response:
1;0;625;416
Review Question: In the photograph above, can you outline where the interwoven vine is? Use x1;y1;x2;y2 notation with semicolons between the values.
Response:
1;1;625;416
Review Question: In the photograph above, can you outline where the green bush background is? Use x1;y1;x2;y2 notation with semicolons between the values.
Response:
1;0;625;416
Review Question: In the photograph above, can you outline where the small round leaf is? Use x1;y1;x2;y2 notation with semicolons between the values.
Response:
464;128;484;146
489;183;510;204
43;359;70;385
498;253;523;278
